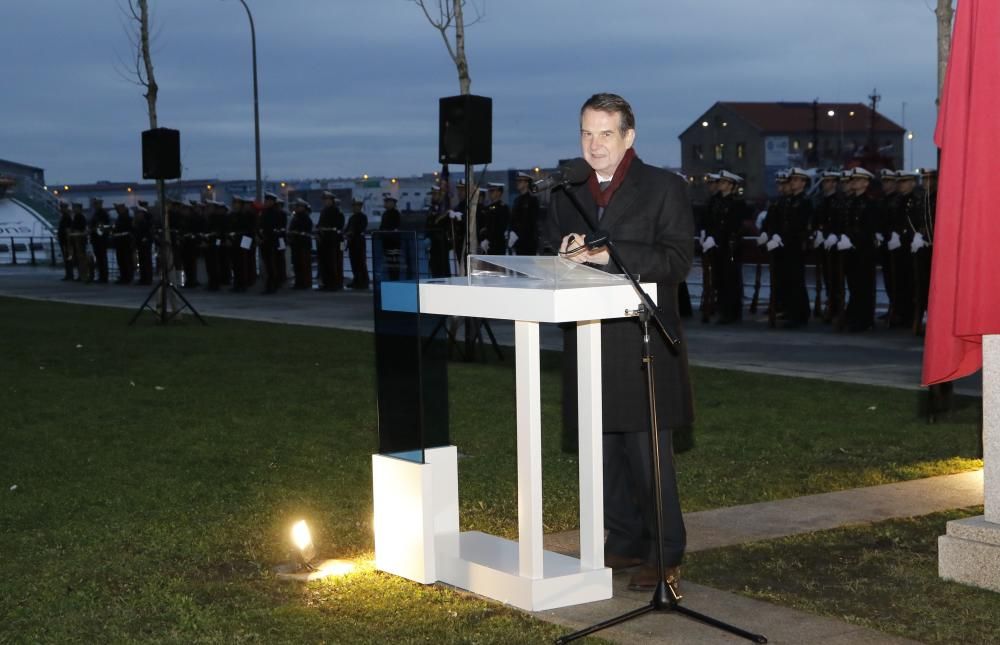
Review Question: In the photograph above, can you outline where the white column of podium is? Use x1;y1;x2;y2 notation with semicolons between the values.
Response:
576;320;604;570
515;320;544;579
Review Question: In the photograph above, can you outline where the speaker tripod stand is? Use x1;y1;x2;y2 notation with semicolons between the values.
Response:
128;176;206;327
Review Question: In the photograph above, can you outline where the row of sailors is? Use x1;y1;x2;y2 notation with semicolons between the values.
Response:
56;191;372;293
697;166;936;334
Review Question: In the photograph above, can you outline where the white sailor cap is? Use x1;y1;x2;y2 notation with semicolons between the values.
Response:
820;170;841;180
516;171;533;181
718;170;743;183
775;169;790;181
849;167;875;180
896;170;919;180
264;191;279;201
294;197;311;207
705;172;721;182
322;190;336;199
487;182;505;191
880;168;899;180
787;167;810;180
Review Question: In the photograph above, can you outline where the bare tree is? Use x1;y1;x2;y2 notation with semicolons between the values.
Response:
411;0;485;262
936;0;955;104
411;0;482;95
123;0;178;318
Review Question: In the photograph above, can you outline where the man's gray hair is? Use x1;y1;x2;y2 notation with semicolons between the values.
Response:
581;93;636;135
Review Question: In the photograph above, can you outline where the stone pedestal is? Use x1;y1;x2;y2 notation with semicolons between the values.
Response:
939;335;1000;590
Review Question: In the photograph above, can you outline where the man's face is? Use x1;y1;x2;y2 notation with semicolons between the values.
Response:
580;108;635;177
788;177;807;194
882;180;897;194
849;177;870;196
897;178;916;195
488;188;502;202
821;178;837;195
516;179;530;194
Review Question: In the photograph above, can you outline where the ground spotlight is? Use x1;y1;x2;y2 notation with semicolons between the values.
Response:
274;519;356;582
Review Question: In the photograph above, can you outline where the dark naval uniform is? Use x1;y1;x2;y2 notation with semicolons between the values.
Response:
772;189;812;326
842;190;879;332
89;203;112;283
112;206;134;284
57;205;74;280
510;190;540;255
289;203;314;289
704;189;749;323
317;199;345;290
345;203;369;289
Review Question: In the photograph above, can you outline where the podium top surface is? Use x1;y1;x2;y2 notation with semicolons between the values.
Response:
409;256;657;323
462;255;629;289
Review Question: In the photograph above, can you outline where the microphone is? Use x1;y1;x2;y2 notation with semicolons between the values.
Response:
530;158;591;193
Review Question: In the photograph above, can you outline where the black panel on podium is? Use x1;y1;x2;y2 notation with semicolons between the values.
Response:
372;231;449;463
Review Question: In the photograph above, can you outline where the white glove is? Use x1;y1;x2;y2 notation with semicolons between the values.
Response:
506;230;519;248
887;231;902;251
813;230;824;248
755;211;768;230
824;233;838;249
480;239;490;253
837;234;854;251
911;232;927;253
757;232;769;246
699;229;707;245
766;234;783;251
875;232;885;245
701;236;717;252
448;210;463;221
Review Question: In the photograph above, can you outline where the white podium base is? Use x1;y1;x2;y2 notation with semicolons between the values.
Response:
939;516;1000;592
436;531;612;612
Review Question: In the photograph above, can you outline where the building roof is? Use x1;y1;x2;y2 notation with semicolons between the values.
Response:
682;101;906;137
0;158;45;174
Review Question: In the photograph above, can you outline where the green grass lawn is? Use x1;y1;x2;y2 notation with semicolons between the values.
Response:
685;507;999;645
0;296;982;643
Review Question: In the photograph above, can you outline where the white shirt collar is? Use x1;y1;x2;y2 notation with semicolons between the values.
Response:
595;172;613;183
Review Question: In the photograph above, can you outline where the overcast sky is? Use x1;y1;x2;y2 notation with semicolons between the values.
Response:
2;0;943;184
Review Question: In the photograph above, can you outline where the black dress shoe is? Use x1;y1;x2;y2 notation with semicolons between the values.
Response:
628;564;682;599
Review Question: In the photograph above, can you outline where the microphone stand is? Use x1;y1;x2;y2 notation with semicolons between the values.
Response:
552;182;766;644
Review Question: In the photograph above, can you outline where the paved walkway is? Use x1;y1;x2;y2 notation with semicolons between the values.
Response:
0;266;987;643
536;471;982;644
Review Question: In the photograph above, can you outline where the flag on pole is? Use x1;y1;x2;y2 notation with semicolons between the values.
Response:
922;0;1000;385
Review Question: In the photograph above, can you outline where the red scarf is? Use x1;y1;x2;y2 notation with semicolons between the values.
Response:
588;147;637;207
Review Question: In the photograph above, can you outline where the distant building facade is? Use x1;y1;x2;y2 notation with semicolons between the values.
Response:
679;101;905;202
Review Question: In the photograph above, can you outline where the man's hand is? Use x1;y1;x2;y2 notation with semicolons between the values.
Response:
559;233;609;265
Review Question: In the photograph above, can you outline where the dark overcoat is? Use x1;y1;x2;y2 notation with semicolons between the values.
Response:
544;157;695;432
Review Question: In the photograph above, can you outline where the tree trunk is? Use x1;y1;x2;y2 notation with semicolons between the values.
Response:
454;0;471;95
936;0;955;105
138;0;158;129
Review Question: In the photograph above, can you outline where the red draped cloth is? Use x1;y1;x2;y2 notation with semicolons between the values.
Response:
922;0;1000;386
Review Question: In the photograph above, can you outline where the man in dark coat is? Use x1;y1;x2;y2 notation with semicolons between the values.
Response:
544;93;693;597
345;198;369;289
770;168;812;327
317;192;345;290
511;172;540;255
57;201;75;281
425;184;451;277
701;170;748;324
258;192;283;294
133;205;154;285
480;183;509;254
288;198;314;289
838;167;879;332
89;198;111;283
111;203;134;284
70;202;91;282
379;193;402;281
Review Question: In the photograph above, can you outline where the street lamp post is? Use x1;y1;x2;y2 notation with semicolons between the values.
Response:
237;0;262;203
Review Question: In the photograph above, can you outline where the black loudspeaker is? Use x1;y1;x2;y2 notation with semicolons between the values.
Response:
141;128;181;180
439;95;492;165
